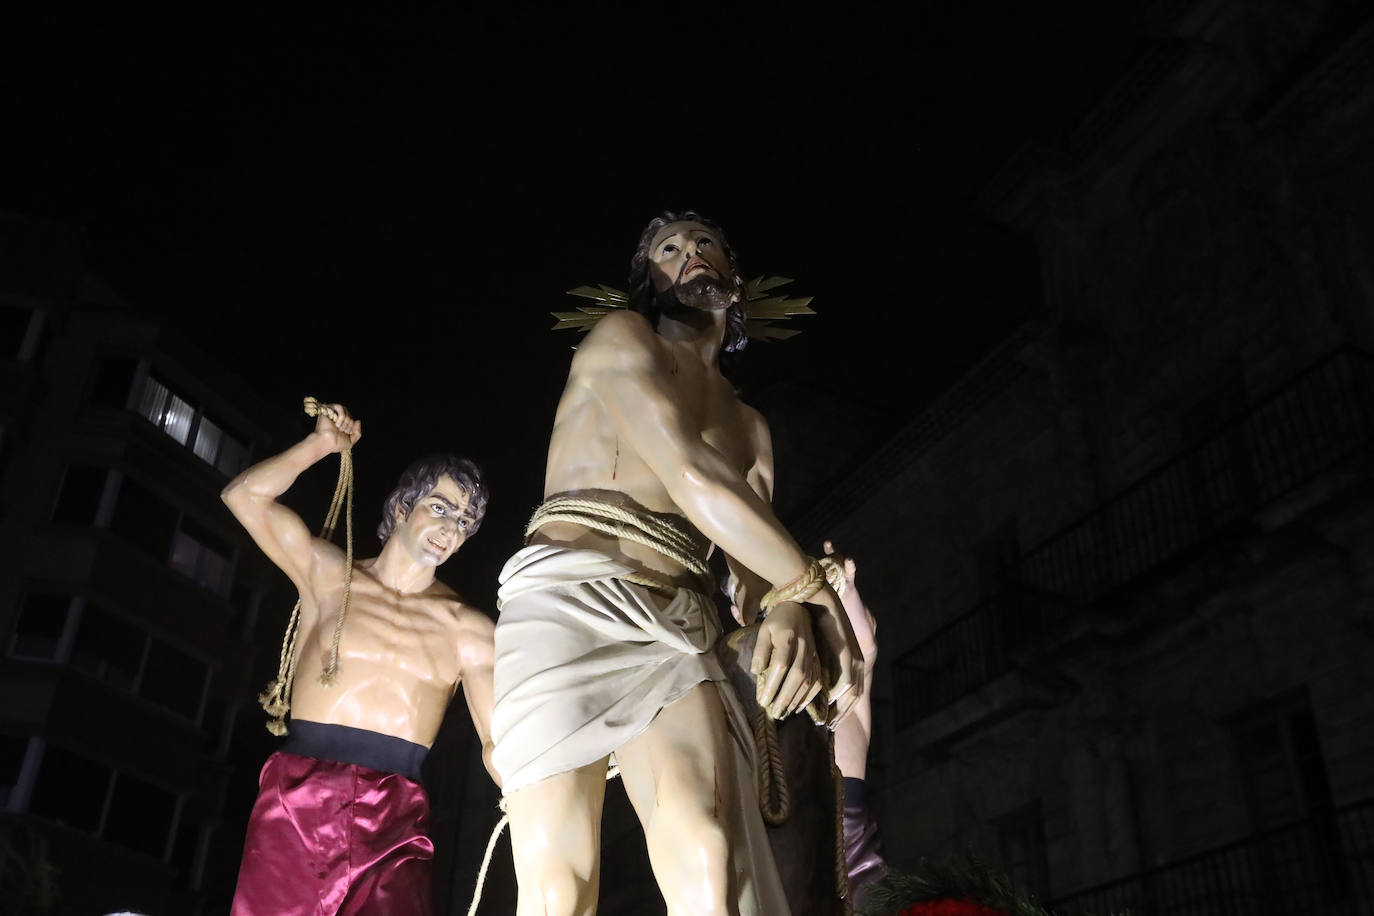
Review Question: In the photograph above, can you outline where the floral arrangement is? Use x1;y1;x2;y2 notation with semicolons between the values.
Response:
857;854;1056;916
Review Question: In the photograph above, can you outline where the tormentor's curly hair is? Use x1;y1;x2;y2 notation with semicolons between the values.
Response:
377;454;489;544
628;210;749;355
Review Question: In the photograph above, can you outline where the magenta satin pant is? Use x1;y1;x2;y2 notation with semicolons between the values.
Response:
230;751;434;916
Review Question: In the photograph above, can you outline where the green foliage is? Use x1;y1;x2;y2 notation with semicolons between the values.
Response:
857;853;1053;916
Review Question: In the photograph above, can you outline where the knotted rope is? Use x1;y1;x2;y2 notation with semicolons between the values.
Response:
751;705;792;827
257;396;355;736
831;729;852;914
819;555;848;599
759;558;826;614
526;495;711;581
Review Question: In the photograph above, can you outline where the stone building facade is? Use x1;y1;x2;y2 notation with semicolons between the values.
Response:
790;3;1374;911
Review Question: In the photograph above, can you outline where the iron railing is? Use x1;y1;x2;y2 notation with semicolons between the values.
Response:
891;586;1069;730
892;349;1374;727
1020;349;1374;602
1050;799;1374;915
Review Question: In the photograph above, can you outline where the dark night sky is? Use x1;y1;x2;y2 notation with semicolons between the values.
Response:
2;6;1147;609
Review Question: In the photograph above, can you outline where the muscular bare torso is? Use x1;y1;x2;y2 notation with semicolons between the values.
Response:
536;315;767;587
291;555;474;747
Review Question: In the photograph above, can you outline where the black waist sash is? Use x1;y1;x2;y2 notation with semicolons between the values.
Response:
281;719;428;783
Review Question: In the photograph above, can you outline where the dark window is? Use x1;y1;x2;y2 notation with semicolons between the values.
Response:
10;593;70;659
104;772;178;858
997;802;1049;902
1232;695;1348;906
169;514;234;594
29;745;111;832
89;356;139;409
0;734;28;809
169;808;203;888
192;411;250;476
71;605;145;692
26;311;50;365
109;476;178;561
142;640;207;720
0;304;32;359
201;696;229;754
52;466;108;524
230;581;261;640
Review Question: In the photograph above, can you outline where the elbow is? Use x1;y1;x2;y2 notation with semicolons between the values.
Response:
220;473;254;511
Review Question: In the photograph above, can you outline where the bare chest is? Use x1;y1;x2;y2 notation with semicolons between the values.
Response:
668;365;756;473
308;578;462;687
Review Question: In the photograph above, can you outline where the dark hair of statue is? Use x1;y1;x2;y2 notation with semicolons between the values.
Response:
628;210;749;355
377;454;490;544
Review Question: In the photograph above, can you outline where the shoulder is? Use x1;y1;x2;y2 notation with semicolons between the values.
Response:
310;538;349;582
431;584;495;636
574;310;661;371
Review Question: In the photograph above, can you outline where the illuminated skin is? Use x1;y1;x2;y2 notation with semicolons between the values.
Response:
823;542;877;780
221;406;499;784
508;220;863;914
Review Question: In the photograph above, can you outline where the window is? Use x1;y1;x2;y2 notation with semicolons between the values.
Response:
28;745;112;833
89;356;138;409
70;605;146;693
169;513;233;594
9;593;73;660
169;806;206;888
24;744;182;860
104;772;179;858
94;360;252;476
1;304;30;358
110;474;181;561
53;467;237;595
51;465;111;525
0;734;29;809
997;802;1049;903
141;639;209;721
1;303;47;362
192;410;249;477
1231;694;1348;906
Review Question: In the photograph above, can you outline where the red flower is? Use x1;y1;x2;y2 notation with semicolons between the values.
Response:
897;898;1009;916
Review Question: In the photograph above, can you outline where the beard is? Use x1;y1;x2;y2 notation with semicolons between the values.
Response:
655;271;736;317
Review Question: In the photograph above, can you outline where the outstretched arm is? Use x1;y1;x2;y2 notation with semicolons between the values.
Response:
826;540;877;667
456;609;500;788
826;541;878;768
220;404;359;592
578;312;863;715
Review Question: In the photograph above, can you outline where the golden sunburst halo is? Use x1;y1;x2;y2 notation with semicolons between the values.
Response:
551;276;816;342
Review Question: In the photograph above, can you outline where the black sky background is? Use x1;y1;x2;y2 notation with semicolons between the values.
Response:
2;6;1149;610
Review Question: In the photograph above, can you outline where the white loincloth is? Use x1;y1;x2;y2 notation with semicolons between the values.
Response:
491;543;789;915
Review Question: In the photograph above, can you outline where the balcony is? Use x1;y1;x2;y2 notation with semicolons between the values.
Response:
892;349;1374;727
1020;349;1374;603
892;587;1072;731
23;526;237;650
1050;799;1374;916
0;664;216;792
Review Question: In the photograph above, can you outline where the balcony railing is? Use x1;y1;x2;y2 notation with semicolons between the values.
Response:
1020;349;1374;602
891;586;1070;730
892;350;1374;728
1050;799;1374;915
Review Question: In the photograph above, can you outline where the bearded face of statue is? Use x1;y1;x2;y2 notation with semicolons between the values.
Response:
647;220;740;313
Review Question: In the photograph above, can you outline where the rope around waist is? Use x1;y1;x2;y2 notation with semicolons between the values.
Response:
525;495;713;593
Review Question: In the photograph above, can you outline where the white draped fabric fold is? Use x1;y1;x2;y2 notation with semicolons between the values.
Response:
490;543;789;915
